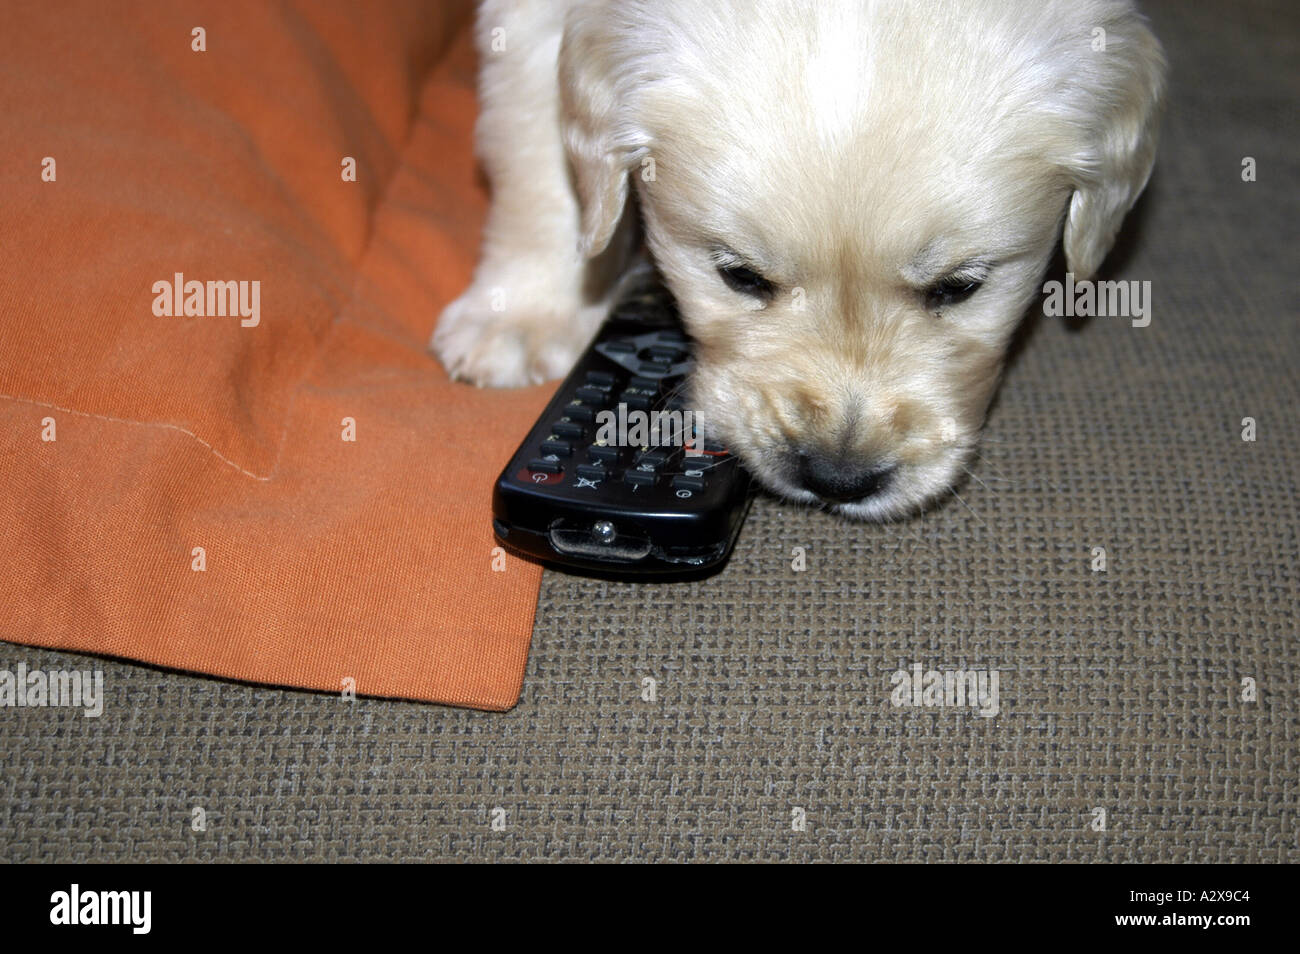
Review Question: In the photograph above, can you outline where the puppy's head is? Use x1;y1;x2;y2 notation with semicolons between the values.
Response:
562;0;1165;518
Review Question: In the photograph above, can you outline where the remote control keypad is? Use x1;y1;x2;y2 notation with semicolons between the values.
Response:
522;329;733;500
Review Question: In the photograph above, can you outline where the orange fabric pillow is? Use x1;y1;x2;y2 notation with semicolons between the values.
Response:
0;0;552;709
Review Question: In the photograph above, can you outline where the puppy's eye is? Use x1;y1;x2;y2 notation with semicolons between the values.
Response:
717;263;775;299
925;276;983;311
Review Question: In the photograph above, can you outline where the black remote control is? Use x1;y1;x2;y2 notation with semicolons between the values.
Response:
492;270;754;576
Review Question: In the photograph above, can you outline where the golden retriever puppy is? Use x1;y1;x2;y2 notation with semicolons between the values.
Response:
433;0;1165;519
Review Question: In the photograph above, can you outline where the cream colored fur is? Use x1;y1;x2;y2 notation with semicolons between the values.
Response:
433;0;1165;518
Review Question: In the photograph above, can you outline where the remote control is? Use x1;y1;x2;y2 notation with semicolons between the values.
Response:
491;270;755;576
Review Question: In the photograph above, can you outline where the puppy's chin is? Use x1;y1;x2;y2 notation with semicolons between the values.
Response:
739;442;978;522
829;445;978;521
690;370;980;522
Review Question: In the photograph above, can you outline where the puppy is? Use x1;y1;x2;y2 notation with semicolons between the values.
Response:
433;0;1165;519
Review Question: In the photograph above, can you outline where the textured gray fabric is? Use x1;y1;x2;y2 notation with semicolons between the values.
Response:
1;0;1296;862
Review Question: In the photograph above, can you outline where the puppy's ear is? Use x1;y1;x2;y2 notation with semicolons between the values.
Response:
559;6;641;258
1061;12;1167;280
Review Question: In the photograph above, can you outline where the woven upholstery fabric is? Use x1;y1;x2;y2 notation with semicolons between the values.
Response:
1;0;1296;861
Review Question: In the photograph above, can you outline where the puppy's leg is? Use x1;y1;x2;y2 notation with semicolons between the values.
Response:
433;0;623;387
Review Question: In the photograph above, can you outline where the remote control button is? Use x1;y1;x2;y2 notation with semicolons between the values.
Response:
588;444;620;462
638;360;672;375
575;464;607;481
585;370;617;386
516;466;563;485
629;375;661;391
527;458;562;474
648;344;686;361
636;450;669;468
619;389;653;411
575;385;611;403
672;475;706;492
657;330;689;344
603;340;636;354
552;419;585;438
624;469;656;488
540;439;573;457
565;402;596;422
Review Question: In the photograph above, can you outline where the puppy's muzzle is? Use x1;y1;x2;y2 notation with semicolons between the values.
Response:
795;447;896;503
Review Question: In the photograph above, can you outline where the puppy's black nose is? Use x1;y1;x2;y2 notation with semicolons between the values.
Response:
797;450;895;503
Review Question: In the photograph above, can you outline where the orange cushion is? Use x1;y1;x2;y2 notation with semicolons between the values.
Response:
0;0;553;709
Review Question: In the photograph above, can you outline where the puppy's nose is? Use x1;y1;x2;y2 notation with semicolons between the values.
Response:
797;449;895;503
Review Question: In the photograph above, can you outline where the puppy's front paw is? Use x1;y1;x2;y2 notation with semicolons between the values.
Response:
432;287;586;388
